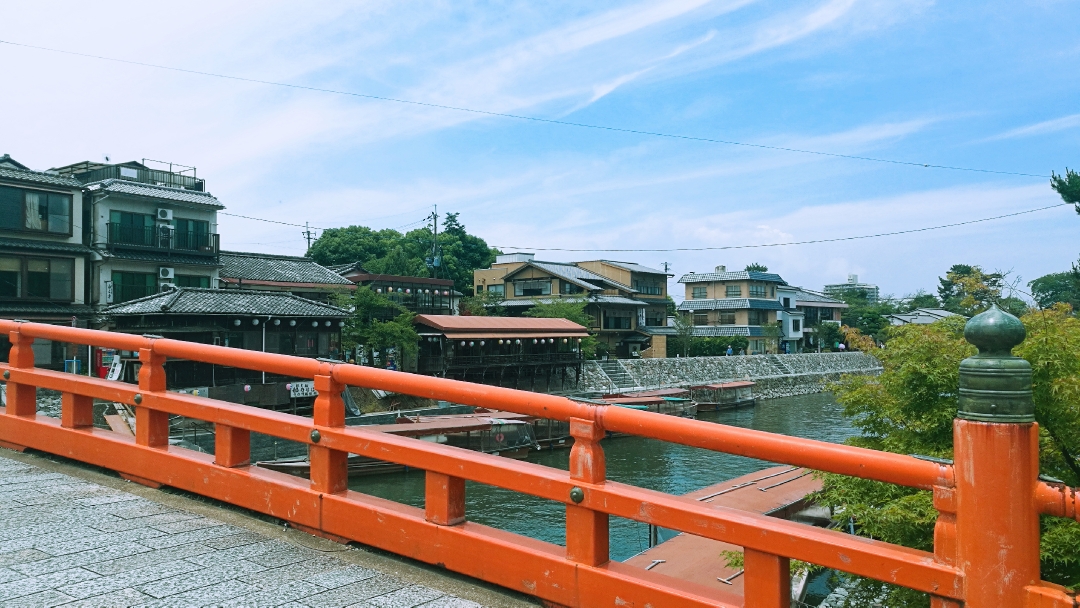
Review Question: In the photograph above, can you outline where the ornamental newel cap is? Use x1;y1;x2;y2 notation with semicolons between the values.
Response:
963;304;1026;355
957;304;1034;423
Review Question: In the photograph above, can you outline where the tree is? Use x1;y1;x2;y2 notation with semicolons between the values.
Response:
760;320;783;354
1029;271;1080;311
815;310;1080;606
458;289;506;317
811;322;844;352
687;336;749;357
670;313;694;358
334;286;418;367
523;298;598;359
902;291;940;311
306;214;498;295
937;264;1005;316
1051;168;1080;214
839;289;898;340
744;263;769;272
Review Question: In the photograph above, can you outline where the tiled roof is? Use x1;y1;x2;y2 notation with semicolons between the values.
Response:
498;295;647;307
414;314;586;333
84;179;224;209
596;260;671;276
220;251;353;285
0;237;93;255
678;271;787;285
642;326;677;335
0;303;94;316
514;261;632;292
101;249;221;267
0;162;82;189
792;287;847;305
678;298;785;311
689;326;767;337
103;287;348;317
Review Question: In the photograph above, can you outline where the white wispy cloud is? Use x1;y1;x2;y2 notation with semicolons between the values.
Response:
984;113;1080;141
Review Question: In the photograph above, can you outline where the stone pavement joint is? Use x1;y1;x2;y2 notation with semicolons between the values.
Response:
0;450;520;607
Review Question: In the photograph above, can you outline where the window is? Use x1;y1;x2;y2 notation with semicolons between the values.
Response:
821;308;834;321
633;280;662;296
602;310;632;329
112;271;155;303
725;285;742;297
792;319;801;331
692;286;707;299
747;310;768;325
109;211;155;246
0;186;72;234
174;218;210;250
782;297;791;308
475;284;483;292
645;309;665;326
514;280;551;296
749;285;766;298
0;256;73;301
296;332;318;355
487;284;504;296
770;286;775;298
175;275;210;288
718;312;736;325
561;282;584;295
692;313;708;326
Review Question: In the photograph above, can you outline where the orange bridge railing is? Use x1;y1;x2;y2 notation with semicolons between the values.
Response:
0;320;1077;607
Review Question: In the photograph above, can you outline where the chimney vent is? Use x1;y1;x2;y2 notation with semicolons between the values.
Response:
715;265;726;273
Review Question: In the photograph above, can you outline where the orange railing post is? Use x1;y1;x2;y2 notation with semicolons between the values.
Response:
743;549;790;608
425;472;466;526
5;324;36;417
565;417;608;567
214;425;251;468
61;392;94;429
310;371;347;494
136;346;169;448
953;306;1041;608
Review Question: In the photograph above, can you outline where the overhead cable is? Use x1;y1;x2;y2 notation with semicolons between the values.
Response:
492;203;1072;253
0;39;1048;179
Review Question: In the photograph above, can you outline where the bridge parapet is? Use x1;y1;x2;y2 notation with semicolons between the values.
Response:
0;311;1076;607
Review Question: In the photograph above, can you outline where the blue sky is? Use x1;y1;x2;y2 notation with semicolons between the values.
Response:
2;1;1077;301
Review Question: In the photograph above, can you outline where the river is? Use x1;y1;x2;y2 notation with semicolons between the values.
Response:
351;392;857;562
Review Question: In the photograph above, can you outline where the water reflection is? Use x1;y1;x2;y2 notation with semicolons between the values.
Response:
351;392;855;561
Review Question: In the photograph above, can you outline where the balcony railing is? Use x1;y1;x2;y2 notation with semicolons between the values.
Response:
71;165;205;191
419;352;582;373
106;223;219;256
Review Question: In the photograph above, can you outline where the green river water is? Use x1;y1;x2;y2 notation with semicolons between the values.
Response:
350;392;857;562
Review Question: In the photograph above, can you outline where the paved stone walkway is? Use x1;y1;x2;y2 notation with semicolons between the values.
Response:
0;452;487;607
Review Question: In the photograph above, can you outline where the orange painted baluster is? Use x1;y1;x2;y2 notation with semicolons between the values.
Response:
135;347;169;448
61;393;94;429
214;424;250;468
425;472;466;526
310;372;347;494
743;549;790;608
565;417;608;567
5;327;36;417
930;484;961;608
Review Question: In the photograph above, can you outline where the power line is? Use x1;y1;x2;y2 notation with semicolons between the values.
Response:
0;38;1048;179
219;212;324;229
493;203;1072;253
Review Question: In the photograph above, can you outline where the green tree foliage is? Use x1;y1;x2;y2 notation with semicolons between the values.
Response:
811;322;845;351
744;263;769;272
816;310;1080;606
306;214;498;295
334;286;419;367
839;290;898;340
687;336;749;356
937;264;1006;316
669;313;695;357
902;291;940;311
1029;271;1080;311
458;289;505;317
522;298;598;358
1051;168;1080;213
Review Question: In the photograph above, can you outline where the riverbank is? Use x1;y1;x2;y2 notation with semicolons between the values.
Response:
579;352;881;398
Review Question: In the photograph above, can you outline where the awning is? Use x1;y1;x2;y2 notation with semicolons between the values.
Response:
442;331;589;340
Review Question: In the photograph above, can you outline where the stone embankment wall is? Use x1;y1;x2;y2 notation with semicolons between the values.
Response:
579;352;881;399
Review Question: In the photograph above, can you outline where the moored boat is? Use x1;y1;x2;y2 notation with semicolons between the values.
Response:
689;380;756;411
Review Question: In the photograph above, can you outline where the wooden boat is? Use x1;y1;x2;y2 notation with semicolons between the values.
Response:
255;411;539;477
689;381;756;412
601;395;697;418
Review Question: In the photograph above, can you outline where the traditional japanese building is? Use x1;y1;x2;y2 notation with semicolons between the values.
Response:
219;251;355;303
330;261;459;316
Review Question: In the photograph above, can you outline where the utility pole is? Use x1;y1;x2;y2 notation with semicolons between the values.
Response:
661;262;671;273
302;222;316;250
429;205;440;279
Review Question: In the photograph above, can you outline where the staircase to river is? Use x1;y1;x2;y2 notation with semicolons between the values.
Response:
764;354;795;376
596;360;638;391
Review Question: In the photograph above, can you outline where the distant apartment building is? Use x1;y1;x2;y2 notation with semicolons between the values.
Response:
791;287;848;350
473;253;672;358
678;265;790;354
824;274;879;303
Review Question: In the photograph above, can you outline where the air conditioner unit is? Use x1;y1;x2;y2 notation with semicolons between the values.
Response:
160;282;177;292
157;208;173;221
158;267;175;280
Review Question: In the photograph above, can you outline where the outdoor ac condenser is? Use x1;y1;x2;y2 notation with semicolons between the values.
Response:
158;267;175;280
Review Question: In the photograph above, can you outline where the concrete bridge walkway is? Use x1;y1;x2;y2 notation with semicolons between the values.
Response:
0;449;533;608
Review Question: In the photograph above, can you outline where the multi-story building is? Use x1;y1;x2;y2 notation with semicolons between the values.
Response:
677;265;790;354
824;274;879;303
791;287;848;350
52;160;222;308
473;253;671;358
0;155;93;369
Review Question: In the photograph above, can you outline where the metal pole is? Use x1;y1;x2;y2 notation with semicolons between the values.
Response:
953;304;1040;608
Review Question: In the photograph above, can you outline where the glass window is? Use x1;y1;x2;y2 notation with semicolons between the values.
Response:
749;285;767;298
49;259;72;300
488;284;504;296
0;257;20;297
26;259;50;298
175;275;210;288
109;211;155;246
725;285;742;297
296;332;318;355
821;308;834;321
112;271;156;302
792;320;801;331
47;194;70;234
22;192;72;233
691;286;707;299
514;280;550;296
782;297;791;308
174;218;210;250
692;313;708;325
718;312;736;325
561;282;584;295
747;310;768;325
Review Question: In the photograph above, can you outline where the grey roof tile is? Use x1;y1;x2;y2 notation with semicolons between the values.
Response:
0;165;82;189
100;249;220;267
102;287;348;317
83;179;223;208
597;260;670;275
498;295;647;307
791;287;847;305
522;261;632;291
689;326;766;337
220;252;353;285
678;271;787;285
0;303;94;316
678;298;784;311
0;237;93;255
